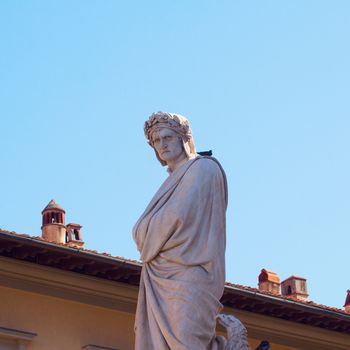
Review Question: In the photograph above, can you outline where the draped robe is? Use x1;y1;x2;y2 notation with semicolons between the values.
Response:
133;156;228;350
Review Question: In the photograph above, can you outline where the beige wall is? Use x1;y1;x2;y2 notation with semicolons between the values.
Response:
0;256;349;350
0;256;137;350
0;286;135;350
0;284;300;350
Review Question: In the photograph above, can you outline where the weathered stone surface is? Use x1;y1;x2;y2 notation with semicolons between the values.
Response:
133;112;230;349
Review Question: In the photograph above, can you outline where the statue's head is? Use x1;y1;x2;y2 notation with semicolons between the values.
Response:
144;112;197;167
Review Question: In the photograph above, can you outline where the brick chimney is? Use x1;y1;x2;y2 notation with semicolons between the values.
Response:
258;269;280;294
41;200;84;248
41;199;66;244
66;223;84;248
281;276;308;301
344;290;350;313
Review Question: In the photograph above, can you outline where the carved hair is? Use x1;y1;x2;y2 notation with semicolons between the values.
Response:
144;111;197;166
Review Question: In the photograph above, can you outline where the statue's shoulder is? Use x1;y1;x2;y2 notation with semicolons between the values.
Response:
190;156;224;175
186;156;228;203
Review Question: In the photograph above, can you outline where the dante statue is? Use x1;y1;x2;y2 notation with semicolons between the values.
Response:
133;112;250;350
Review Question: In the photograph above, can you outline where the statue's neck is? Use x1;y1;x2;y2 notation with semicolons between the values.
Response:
167;156;188;174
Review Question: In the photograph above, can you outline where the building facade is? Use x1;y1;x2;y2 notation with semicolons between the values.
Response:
0;201;349;350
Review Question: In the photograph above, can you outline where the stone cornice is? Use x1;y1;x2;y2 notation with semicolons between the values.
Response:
0;256;138;313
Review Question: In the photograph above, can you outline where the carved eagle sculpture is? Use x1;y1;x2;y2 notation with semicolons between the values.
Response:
217;314;251;350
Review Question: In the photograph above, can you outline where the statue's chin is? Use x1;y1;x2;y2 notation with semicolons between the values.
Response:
159;151;171;162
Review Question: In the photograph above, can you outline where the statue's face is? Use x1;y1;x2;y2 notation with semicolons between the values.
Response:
151;127;186;165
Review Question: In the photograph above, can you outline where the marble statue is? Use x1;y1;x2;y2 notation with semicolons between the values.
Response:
133;112;251;350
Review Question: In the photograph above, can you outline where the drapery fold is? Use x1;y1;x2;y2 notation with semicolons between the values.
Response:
133;156;228;350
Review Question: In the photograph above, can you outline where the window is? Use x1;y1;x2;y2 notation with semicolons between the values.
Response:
73;229;80;240
0;327;36;350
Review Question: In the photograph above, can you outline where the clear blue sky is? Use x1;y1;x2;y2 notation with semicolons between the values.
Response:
1;1;349;309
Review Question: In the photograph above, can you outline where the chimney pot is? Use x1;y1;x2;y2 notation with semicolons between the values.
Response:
66;223;84;248
281;275;309;301
258;269;280;294
344;290;350;313
41;199;66;244
41;200;84;248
